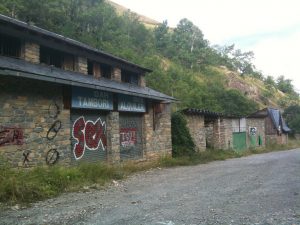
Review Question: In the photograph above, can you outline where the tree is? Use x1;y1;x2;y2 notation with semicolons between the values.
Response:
264;76;276;87
154;20;170;53
170;18;208;69
283;105;300;134
276;75;294;94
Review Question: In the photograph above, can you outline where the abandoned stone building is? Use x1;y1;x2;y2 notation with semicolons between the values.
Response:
182;108;270;152
247;108;290;145
0;14;175;167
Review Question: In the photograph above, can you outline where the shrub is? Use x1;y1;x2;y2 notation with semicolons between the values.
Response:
171;112;195;157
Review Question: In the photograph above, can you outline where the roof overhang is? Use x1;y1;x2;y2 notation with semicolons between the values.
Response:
0;56;176;102
0;14;152;74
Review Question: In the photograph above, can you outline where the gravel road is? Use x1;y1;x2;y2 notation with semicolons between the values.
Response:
1;149;300;225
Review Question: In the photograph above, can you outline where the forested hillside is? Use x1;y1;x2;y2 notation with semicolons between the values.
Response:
0;0;298;116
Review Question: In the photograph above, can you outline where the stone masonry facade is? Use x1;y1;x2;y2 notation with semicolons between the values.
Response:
0;77;71;167
144;102;172;160
184;114;271;152
247;118;266;148
0;19;174;167
0;77;172;167
23;42;40;64
185;115;206;152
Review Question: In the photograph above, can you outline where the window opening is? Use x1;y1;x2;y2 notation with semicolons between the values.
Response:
121;70;138;85
101;63;111;79
40;46;74;70
0;33;21;58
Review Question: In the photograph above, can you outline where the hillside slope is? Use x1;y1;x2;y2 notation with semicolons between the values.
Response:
107;0;297;112
107;0;160;28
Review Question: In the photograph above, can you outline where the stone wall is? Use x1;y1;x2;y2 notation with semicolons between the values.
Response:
144;102;172;159
205;122;214;149
112;67;121;82
23;42;40;64
0;77;173;166
76;57;88;74
266;134;288;145
139;75;146;87
212;118;228;150
223;119;233;150
106;111;120;163
0;77;71;167
185;115;206;152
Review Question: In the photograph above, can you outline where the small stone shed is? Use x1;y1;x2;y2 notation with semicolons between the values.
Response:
182;108;266;152
0;14;175;167
247;108;290;145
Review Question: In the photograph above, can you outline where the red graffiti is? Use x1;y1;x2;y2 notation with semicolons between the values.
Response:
0;126;23;147
72;117;106;160
120;128;137;148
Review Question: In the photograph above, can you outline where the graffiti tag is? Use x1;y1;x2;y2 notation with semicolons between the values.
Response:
120;128;137;148
47;120;62;140
0;126;23;147
46;148;59;165
72;116;106;160
23;151;30;166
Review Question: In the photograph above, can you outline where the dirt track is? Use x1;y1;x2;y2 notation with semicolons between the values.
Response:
1;149;300;225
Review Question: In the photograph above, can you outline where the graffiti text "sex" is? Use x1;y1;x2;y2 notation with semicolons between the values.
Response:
72;117;106;160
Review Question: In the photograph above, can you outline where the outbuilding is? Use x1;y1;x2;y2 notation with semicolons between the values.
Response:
0;14;174;167
247;108;290;145
182;108;266;152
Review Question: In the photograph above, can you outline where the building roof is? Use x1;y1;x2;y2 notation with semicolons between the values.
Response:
248;108;291;133
0;56;175;102
0;14;151;74
181;108;222;118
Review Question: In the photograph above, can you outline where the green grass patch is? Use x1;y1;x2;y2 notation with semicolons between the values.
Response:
159;149;241;167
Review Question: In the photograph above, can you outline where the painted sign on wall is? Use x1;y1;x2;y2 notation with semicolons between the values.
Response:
118;94;145;112
72;87;113;110
72;116;107;160
120;128;137;148
0;126;23;147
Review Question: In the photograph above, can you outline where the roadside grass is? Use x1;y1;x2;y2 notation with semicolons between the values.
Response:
1;138;300;206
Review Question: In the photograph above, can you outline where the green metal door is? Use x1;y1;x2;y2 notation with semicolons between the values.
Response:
250;135;256;148
233;132;247;152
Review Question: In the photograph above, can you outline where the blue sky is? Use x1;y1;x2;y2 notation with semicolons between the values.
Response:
111;0;300;91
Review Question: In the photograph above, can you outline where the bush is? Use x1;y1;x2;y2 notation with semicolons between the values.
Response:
171;112;195;157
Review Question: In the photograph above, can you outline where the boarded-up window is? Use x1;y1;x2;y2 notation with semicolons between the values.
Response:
0;33;21;58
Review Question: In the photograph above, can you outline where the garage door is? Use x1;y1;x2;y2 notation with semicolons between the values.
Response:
119;113;143;160
71;110;107;162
